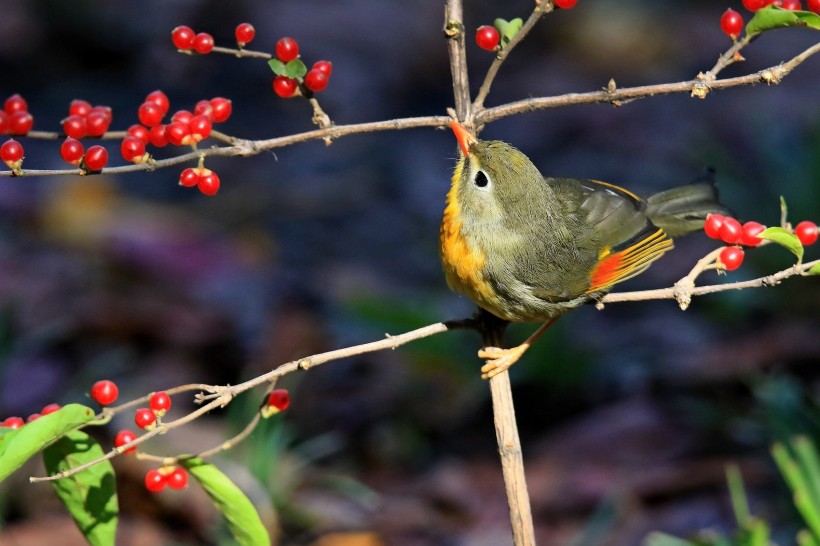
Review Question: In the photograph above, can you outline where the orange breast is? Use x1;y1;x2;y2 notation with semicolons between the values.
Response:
440;177;495;305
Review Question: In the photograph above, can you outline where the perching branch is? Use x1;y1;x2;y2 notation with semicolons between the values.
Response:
3;41;818;178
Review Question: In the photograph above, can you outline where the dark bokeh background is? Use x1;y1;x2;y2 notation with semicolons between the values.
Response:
0;0;818;545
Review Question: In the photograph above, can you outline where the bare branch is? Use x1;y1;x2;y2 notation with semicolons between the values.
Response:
444;0;472;121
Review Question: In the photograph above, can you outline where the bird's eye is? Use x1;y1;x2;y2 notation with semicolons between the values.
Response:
474;170;489;188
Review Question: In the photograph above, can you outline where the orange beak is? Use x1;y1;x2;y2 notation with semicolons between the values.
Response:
450;120;477;157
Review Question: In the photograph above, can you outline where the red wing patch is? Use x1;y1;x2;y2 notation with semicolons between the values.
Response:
587;228;674;293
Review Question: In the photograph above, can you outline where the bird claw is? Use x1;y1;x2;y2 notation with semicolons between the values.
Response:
478;345;526;380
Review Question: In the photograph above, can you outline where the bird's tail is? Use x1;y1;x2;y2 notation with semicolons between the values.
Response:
646;172;732;238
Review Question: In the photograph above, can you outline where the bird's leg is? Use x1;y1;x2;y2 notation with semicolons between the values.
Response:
478;318;558;380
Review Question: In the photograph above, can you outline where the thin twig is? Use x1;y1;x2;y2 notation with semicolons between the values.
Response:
472;3;552;113
444;0;472;122
477;40;820;124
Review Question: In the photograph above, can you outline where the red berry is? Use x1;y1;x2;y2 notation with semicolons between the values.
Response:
475;25;500;51
68;99;92;117
144;469;167;492
26;413;42;423
90;105;112;123
179;167;199;187
41;403;61;415
740;221;766;247
193;32;214;54
167;467;189;490
171;25;196;50
114;429;138;454
9;111;33;135
268;389;290;412
235;23;255;47
144;90;170;116
171;110;192;124
60;137;84;165
777;0;802;8
194;99;212;118
721;9;744;40
90;380;119;406
795;221;818;246
121;136;147;163
1;139;24;169
85;111;110;137
188;114;212;142
209;97;232;123
198;171;220;196
149;124;169;147
718;217;743;245
127;124;150;144
138;101;164;127
273;76;298;98
304;69;329;93
83;145;108;171
4;94;28;115
165;121;191;146
704;213;725;239
149;391;172;416
2;416;24;429
312;60;333;77
554;0;578;8
275;37;299;62
742;0;768;11
809;0;820;13
719;246;745;271
0;111;8;134
62;114;87;139
135;407;157;430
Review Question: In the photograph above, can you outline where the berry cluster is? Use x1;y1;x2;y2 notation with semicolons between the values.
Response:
61;100;113;139
744;0;819;11
270;37;333;97
145;465;189;493
133;390;173;431
0;94;34;136
704;214;818;271
171;25;215;55
0;403;61;430
722;1;820;40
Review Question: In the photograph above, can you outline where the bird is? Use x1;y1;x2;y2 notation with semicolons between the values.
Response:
440;120;731;379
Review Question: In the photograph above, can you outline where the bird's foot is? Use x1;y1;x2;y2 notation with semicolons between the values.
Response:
478;344;528;380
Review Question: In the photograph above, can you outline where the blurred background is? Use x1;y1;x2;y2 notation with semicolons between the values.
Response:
0;0;818;544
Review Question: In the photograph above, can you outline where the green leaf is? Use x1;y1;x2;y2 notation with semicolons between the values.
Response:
182;457;271;546
284;58;307;79
746;5;820;37
0;403;96;483
758;226;804;262
808;263;820;276
493;17;523;47
642;532;698;546
43;430;118;546
268;58;286;76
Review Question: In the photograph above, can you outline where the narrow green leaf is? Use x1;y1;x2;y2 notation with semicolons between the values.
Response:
726;464;751;527
746;5;820;37
268;58;286;76
181;457;271;546
0;404;96;483
642;532;698;546
809;263;820;276
758;226;804;261
799;529;820;546
794;437;820;505
748;517;770;546
43;430;118;546
284;59;307;79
